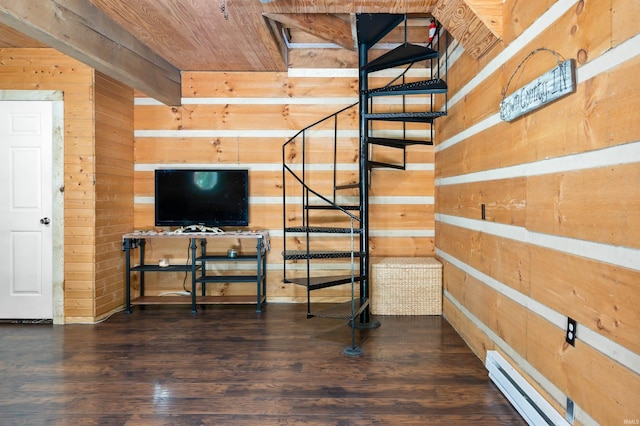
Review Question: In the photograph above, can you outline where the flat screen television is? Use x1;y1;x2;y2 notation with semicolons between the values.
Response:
154;168;249;228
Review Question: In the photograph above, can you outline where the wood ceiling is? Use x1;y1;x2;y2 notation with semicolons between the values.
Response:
0;0;502;105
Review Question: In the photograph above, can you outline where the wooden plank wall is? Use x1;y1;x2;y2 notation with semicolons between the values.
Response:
435;1;640;425
0;48;98;322
94;71;134;318
133;66;437;301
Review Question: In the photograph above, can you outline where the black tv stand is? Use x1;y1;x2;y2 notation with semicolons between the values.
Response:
122;231;269;314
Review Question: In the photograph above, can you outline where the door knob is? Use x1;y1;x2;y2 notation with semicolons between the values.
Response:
40;217;51;225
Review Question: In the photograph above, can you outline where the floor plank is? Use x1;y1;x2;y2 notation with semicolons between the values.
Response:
0;304;526;425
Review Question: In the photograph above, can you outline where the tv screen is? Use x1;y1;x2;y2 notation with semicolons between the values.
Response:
154;169;249;228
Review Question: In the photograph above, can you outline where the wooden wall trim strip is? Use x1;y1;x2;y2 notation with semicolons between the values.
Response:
288;68;357;77
135;129;432;139
444;289;598;426
51;99;65;324
437;113;500;152
436;213;640;272
436;140;640;186
370;230;434;237
134;163;435;172
135;163;357;172
270;229;435;238
136;129;297;138
134;195;434;205
175;97;427;106
438;247;640;375
447;0;578;110
0;90;63;101
287;68;431;78
136;97;358;105
445;41;463;72
371;196;434;204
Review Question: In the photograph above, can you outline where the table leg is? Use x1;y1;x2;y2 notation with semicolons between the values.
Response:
256;238;263;313
124;238;132;314
191;238;198;314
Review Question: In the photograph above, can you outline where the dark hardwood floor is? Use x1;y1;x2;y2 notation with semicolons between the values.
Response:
0;303;525;425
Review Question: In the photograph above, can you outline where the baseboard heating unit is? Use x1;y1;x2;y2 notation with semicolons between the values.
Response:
486;350;570;426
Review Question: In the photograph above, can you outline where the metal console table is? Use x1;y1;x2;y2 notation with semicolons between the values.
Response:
123;231;269;314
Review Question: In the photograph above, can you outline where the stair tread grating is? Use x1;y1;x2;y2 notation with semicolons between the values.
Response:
367;137;433;148
363;43;439;73
366;78;448;97
356;14;405;47
310;299;370;320
368;161;405;170
283;250;365;260
335;183;360;190
365;111;447;123
285;226;363;234
305;205;360;211
285;275;364;290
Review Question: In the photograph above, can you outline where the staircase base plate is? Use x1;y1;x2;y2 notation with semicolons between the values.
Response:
349;319;381;329
343;346;364;357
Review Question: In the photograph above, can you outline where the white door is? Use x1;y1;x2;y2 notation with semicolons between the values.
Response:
0;101;53;319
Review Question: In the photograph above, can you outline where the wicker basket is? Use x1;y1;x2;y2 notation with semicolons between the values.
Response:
370;257;442;315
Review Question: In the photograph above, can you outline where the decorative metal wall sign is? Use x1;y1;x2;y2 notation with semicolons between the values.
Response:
500;59;576;122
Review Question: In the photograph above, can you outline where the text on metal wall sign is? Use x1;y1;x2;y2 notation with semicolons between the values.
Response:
500;59;576;122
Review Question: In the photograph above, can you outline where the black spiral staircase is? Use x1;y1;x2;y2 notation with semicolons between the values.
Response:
282;14;448;356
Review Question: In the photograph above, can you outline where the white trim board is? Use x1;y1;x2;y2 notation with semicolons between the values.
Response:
435;213;640;272
134;163;434;172
435;140;640;185
286;68;431;78
135;195;434;206
134;129;437;139
135;97;357;106
136;97;434;107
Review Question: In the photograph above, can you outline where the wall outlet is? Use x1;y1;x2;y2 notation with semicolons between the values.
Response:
566;317;577;346
566;397;575;424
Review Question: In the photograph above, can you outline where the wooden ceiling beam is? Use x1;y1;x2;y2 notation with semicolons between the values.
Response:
0;0;182;106
432;0;501;59
263;13;355;50
464;0;503;38
263;16;289;67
